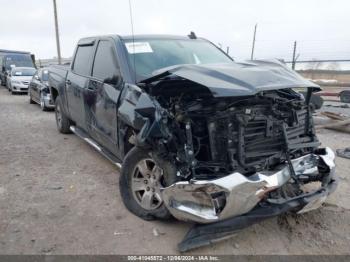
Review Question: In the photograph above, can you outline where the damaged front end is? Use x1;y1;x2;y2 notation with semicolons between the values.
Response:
118;61;337;251
162;147;336;224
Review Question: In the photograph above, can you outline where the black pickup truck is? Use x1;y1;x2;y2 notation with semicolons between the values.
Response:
49;34;337;251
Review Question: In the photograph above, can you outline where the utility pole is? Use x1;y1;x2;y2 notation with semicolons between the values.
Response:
53;0;62;65
250;24;257;60
292;41;297;70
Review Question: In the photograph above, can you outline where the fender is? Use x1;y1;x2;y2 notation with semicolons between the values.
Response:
118;83;171;148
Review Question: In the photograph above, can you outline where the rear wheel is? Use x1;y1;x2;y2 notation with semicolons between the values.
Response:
55;96;71;134
120;147;177;221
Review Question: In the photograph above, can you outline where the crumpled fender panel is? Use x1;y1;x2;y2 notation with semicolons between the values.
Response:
118;83;169;144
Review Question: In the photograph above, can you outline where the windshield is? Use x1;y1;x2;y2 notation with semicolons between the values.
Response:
122;38;233;81
12;68;36;76
5;54;34;70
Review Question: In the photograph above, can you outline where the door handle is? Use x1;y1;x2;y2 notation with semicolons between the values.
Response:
66;80;72;85
87;80;98;91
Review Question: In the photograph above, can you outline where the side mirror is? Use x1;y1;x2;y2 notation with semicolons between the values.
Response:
103;76;120;86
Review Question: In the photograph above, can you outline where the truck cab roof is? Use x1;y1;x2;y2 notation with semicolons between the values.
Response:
77;34;199;46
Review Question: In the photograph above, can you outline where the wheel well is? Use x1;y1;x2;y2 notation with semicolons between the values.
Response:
124;127;135;157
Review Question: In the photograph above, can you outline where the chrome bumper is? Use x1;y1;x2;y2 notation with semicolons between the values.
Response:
162;147;336;224
43;94;55;108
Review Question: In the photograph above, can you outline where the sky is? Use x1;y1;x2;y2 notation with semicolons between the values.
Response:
0;0;349;62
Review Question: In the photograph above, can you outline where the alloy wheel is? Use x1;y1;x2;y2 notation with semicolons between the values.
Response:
131;159;164;210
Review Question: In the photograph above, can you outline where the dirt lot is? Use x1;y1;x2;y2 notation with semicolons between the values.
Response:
0;87;350;255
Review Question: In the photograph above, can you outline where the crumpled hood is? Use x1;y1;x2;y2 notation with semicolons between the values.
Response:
141;59;320;97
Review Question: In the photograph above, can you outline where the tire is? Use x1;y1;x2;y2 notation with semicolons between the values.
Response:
40;92;48;111
310;94;324;109
119;147;178;221
300;91;324;110
340;91;350;103
55;96;71;134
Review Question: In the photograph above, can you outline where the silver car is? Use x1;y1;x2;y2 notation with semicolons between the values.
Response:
7;67;36;94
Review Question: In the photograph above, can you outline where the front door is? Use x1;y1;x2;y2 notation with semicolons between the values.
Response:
84;39;122;155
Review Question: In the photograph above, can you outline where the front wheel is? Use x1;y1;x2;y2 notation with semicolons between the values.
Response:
55;96;71;134
40;92;48;111
119;147;177;221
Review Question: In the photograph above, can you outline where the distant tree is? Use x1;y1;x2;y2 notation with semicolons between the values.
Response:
327;62;340;80
306;59;324;79
327;62;340;71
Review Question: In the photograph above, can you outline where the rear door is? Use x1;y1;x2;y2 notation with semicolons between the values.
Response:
66;42;95;129
84;39;123;155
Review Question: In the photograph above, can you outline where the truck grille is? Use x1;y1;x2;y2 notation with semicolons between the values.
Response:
208;106;319;172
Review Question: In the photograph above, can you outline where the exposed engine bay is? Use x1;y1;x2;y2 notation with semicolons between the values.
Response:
149;81;319;180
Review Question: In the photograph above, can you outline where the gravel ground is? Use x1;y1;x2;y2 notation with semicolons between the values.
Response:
0;87;350;255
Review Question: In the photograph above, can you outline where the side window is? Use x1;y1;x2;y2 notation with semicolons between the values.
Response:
73;45;94;76
92;41;120;83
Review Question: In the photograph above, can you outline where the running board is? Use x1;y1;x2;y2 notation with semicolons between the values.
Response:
69;126;122;169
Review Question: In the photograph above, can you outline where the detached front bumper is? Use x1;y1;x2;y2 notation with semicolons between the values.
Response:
162;147;337;224
170;147;337;252
43;93;55;108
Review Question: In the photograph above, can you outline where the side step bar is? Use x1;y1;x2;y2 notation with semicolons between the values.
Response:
69;126;122;169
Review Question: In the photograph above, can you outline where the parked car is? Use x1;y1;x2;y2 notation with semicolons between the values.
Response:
7;67;36;94
340;90;350;103
0;49;35;87
28;68;54;111
49;34;337;251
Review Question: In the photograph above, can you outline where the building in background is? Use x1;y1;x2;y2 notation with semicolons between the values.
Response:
36;57;71;68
